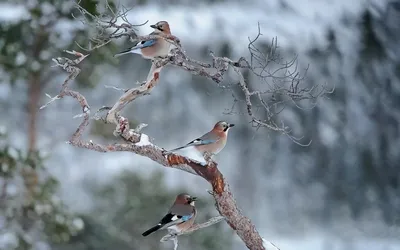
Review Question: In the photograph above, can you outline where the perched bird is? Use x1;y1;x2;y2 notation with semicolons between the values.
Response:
114;21;172;59
142;193;197;236
165;121;234;156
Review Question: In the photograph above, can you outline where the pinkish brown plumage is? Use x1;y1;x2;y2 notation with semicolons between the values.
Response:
114;21;172;59
166;121;235;157
142;193;197;236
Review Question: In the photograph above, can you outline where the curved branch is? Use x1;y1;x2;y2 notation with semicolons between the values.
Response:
105;63;163;124
42;5;332;250
42;50;269;249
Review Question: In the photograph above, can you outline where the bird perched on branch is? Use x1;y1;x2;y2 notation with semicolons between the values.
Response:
165;121;234;157
142;193;197;236
114;21;172;59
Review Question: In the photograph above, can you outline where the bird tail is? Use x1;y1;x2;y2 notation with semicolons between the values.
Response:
142;224;162;236
164;145;190;155
114;47;142;57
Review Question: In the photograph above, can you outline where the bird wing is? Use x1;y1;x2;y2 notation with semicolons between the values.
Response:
131;39;156;50
186;131;221;146
135;27;162;48
156;204;194;229
169;204;194;218
165;132;221;153
114;39;156;57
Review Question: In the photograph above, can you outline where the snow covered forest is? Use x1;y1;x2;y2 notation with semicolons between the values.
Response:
1;0;400;249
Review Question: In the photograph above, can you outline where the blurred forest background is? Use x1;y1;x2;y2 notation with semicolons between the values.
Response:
1;0;400;250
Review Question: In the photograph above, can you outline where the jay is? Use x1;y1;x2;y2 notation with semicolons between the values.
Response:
114;21;172;59
142;193;197;236
165;121;234;157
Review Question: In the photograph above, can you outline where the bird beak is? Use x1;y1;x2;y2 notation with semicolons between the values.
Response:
228;124;235;128
190;197;197;201
150;24;157;29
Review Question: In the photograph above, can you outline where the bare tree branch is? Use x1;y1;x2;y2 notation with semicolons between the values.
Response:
104;63;163;125
74;1;333;143
41;4;335;250
151;42;331;147
43;50;267;249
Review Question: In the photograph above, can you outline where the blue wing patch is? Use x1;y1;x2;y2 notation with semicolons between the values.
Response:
129;39;156;51
139;39;156;48
181;215;192;221
189;138;216;146
198;139;217;145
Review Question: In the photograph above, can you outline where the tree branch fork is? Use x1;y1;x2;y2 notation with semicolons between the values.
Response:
42;45;271;249
39;4;332;249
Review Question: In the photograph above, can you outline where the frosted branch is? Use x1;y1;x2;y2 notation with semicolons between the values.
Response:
73;0;140;50
74;1;330;141
104;63;163;125
39;4;337;250
47;49;268;248
39;93;61;110
39;51;88;111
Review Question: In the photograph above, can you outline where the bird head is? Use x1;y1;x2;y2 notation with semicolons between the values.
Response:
213;121;235;133
150;21;171;34
176;193;197;206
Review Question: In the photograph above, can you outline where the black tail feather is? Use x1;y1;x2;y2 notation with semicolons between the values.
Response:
142;224;162;236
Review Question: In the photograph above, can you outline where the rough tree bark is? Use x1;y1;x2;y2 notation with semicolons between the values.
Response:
43;51;272;250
